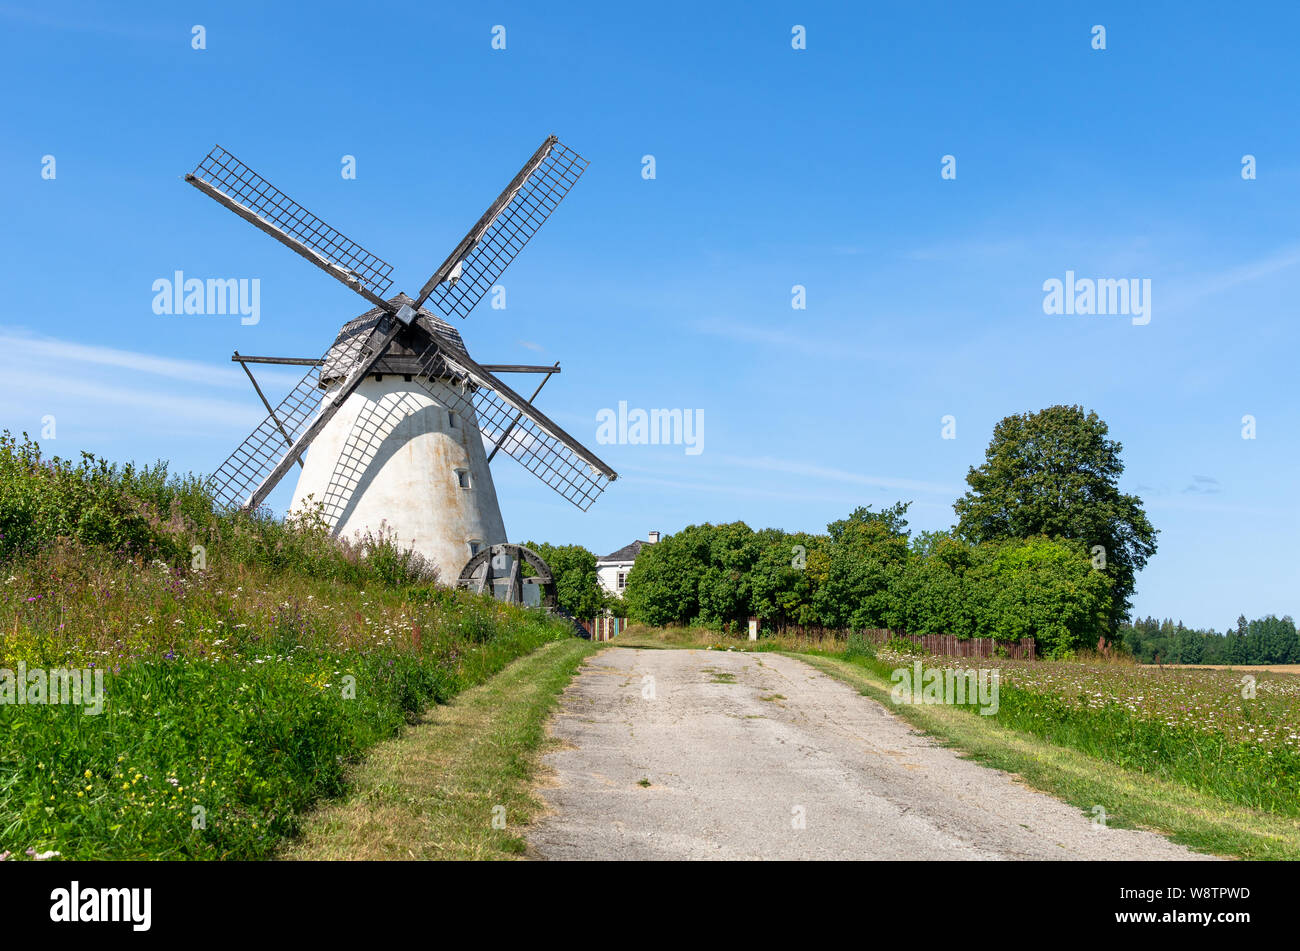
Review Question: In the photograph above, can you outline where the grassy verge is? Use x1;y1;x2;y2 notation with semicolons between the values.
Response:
282;637;600;860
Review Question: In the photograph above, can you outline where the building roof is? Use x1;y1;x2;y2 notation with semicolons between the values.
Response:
598;540;647;564
319;293;471;385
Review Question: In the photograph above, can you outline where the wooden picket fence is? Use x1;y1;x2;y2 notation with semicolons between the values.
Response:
763;622;1036;661
891;632;1036;660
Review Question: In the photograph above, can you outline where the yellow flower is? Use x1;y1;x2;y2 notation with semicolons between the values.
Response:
122;782;130;790
84;770;92;779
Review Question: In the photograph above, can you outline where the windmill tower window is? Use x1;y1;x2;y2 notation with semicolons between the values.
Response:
448;412;460;429
468;539;484;557
455;469;471;489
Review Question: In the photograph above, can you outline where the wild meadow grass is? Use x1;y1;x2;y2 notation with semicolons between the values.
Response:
872;647;1300;817
0;433;573;859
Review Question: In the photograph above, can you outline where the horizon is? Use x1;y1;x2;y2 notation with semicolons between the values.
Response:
2;1;1297;630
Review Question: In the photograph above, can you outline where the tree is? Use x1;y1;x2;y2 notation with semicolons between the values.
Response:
749;531;825;629
953;405;1157;633
622;524;714;626
524;541;608;620
813;503;911;630
896;531;978;639
1246;614;1300;664
967;536;1115;657
696;522;767;630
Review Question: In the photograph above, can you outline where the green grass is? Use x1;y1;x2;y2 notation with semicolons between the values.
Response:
0;591;571;860
283;638;599;860
0;433;579;860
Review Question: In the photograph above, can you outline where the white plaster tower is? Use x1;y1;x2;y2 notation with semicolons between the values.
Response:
289;300;507;574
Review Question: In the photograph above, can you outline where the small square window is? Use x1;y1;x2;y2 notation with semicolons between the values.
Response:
456;469;471;489
468;540;483;556
448;412;460;429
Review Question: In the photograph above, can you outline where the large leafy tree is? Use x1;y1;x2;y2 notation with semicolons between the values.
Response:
696;523;771;630
622;524;714;626
750;530;826;629
968;536;1114;656
524;541;608;620
813;503;911;630
953;405;1156;633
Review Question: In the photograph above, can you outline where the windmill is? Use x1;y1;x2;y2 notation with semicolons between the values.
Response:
185;135;617;577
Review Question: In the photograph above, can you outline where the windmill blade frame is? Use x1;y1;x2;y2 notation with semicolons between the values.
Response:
409;340;617;512
412;135;588;320
207;314;406;512
186;145;398;314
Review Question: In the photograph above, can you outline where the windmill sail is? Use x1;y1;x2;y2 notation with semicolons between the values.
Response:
412;136;588;320
207;323;389;511
409;341;616;512
190;136;617;522
186;145;397;312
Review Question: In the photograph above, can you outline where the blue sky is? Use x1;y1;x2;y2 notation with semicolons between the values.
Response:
1;1;1297;629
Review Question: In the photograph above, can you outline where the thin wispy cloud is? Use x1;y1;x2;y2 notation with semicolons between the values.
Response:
0;330;301;390
1181;474;1223;495
1163;243;1300;314
691;318;888;363
0;330;290;432
0;367;263;429
623;454;960;497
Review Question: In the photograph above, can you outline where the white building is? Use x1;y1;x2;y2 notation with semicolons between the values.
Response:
596;530;659;600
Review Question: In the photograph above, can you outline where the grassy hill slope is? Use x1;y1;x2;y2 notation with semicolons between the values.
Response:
0;433;573;860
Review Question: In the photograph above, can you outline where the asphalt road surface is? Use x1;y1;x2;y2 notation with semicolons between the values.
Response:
526;647;1212;861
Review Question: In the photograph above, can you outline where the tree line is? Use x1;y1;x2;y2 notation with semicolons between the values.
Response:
1121;615;1300;665
533;406;1289;662
617;405;1157;657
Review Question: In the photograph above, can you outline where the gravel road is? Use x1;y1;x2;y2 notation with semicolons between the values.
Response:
526;647;1212;861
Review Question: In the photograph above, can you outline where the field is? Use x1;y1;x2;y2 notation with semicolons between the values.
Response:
1143;664;1300;675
